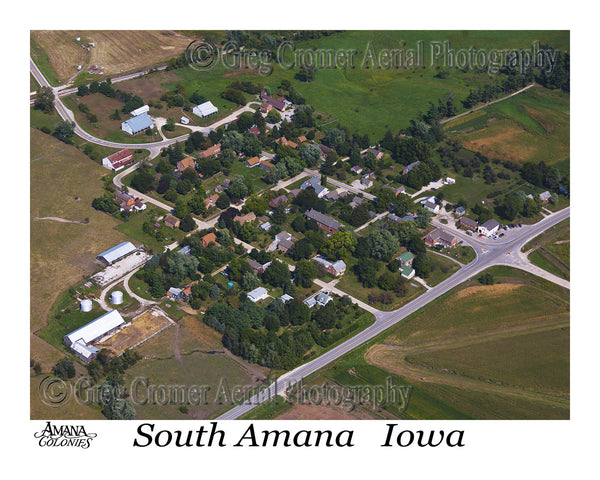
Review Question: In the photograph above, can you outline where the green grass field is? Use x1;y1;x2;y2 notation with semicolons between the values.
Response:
523;218;570;280
296;266;569;419
446;86;570;166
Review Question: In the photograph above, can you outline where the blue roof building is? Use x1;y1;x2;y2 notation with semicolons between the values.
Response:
121;112;154;135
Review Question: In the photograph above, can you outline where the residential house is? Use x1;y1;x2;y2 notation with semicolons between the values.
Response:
478;219;501;237
245;156;261;167
350;165;363;174
280;294;293;304
164;214;180;229
349;196;365;209
424;228;458;248
313;256;347;276
260;91;286;111
455;206;466;216
384;185;406;196
400;265;415;279
269;194;288;208
176;156;197;172
317;143;333;159
260;102;273;113
305;209;341;234
249;126;261;135
540;191;551;203
364;147;384;160
167;287;183;300
116;190;135;207
234;212;256;225
204;194;219;209
134;198;146;212
276;136;297;149
288;189;301;198
259;221;272;232
315;292;332;306
198;143;221;159
297;135;307;143
396;251;415;267
459;217;478;230
247;258;265;275
300;176;329;198
324;190;340;201
247;287;268;303
102;148;135;171
275;231;296;253
201;232;218;248
360;174;373;188
388;213;416;223
259;160;274;171
421;196;440;213
178;245;191;256
304;297;317;308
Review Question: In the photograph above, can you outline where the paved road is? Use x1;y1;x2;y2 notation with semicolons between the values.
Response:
216;206;570;419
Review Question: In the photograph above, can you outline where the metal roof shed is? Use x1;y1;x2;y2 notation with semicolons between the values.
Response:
64;310;126;346
97;241;137;265
193;101;218;118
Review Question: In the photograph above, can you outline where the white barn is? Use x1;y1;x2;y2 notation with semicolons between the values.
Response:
122;112;154;135
97;241;137;265
193;101;218;118
64;310;125;348
130;105;149;116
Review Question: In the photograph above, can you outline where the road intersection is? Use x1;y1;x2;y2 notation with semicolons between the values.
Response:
31;57;570;420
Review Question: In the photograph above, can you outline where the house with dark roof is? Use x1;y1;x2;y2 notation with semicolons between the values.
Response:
478;219;501;237
349;196;365;209
424;228;458;248
301;176;329;198
402;161;420;175
459;217;478;230
313;256;347;276
269;194;288;208
305;209;341;233
350;165;363;174
317;143;333;159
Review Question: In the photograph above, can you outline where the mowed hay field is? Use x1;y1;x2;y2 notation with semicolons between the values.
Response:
321;267;569;419
31;30;196;84
30;128;132;369
445;86;570;165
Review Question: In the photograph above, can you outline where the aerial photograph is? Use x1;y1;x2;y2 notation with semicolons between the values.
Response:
30;29;570;422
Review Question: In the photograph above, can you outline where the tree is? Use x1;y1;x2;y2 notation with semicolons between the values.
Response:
243;132;263;157
295;260;318;287
52;357;75;380
77;84;90;97
226;176;249;200
221;131;244;153
130;167;155;193
321;231;357;261
413;254;431;278
478;272;495;285
53;121;75;143
266;109;281;124
298;143;322;167
180;214;196;232
262;261;291;287
241;272;260;291
236;112;255;132
216;193;231;210
291;238;314;260
367;230;399;261
34;86;55;113
164;117;176;131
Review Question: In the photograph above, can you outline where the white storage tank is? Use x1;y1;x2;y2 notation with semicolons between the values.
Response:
110;291;123;305
80;299;93;312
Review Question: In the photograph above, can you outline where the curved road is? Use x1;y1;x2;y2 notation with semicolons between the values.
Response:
31;57;570;419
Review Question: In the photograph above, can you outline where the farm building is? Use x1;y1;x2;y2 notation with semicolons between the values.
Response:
97;241;137;265
102;149;135;171
130;105;149;116
247;287;268;303
64;310;126;361
121;113;154;135
193;101;218;118
305;209;341;234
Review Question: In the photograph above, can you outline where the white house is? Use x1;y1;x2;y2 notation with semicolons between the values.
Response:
478;219;501;237
193;101;218;118
421;196;440;213
445;177;456;184
247;287;268;303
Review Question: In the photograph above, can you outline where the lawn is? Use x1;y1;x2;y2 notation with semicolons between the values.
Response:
424;252;461;286
335;257;425;311
116;208;187;254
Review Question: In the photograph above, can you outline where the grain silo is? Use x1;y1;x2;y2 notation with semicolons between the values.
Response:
110;291;123;305
80;299;93;312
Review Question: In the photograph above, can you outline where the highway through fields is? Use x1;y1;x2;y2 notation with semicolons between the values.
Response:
216;206;570;419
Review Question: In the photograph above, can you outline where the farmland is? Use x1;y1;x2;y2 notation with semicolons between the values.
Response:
445;86;570;166
522;218;570;280
31;30;197;84
296;266;570;420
